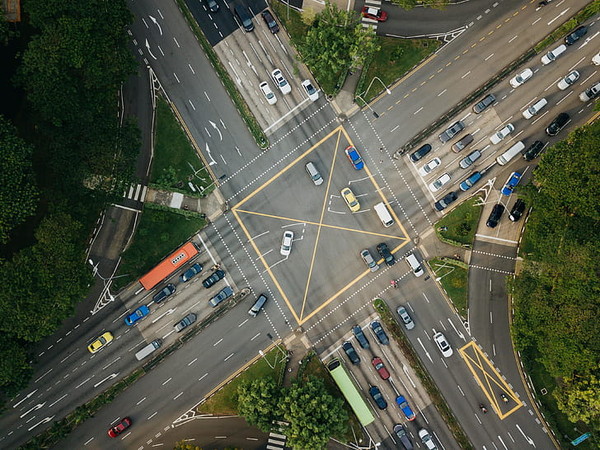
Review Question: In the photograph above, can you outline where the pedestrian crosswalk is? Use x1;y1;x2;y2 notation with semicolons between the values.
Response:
361;0;383;31
123;183;147;203
266;431;287;449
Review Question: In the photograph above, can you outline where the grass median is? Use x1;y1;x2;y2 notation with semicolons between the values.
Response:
435;197;483;248
428;257;469;319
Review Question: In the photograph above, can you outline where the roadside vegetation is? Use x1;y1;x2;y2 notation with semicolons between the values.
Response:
0;0;137;401
428;257;468;319
510;120;600;447
435;197;483;248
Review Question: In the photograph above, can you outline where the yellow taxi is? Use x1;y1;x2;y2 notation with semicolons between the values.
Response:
87;331;114;353
341;187;360;212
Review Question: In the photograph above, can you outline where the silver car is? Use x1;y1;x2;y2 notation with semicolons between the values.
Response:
397;306;415;330
174;313;197;332
360;249;379;272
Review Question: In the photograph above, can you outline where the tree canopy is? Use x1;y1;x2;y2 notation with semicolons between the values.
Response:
237;377;282;431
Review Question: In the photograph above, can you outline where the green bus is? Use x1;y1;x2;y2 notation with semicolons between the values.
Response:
328;358;375;426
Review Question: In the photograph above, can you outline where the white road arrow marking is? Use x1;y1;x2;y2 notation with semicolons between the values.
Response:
13;389;38;408
149;16;163;35
209;121;223;141
145;39;157;60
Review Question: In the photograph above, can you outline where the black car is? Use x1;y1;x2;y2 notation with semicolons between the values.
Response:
352;325;370;349
153;284;175;303
434;191;458;211
202;269;225;288
410;143;432;162
564;25;587;45
473;94;496;114
205;0;219;12
369;386;387;409
439;121;465;143
545;113;570;136
376;242;395;266
371;321;389;345
486;204;505;228
523;141;545;161
342;342;360;364
393;424;414;450
509;199;526;222
261;10;279;33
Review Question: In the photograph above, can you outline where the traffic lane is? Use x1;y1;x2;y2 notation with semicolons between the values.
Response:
187;0;241;45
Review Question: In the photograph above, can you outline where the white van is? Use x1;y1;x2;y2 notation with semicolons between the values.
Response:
374;202;394;227
406;253;424;277
541;44;567;65
135;339;162;361
496;141;525;166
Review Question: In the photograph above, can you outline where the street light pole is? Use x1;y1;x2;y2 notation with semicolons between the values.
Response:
355;77;391;118
355;93;380;118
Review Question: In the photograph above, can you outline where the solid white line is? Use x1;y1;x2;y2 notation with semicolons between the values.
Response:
475;234;518;244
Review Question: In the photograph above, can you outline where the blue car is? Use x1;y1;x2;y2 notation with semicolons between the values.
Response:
396;395;416;421
459;171;482;192
344;145;364;170
501;171;522;196
124;305;150;326
371;321;389;345
180;263;203;282
352;325;370;349
369;386;388;410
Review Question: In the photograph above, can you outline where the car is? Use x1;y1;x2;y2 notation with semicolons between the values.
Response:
410;143;432;162
352;325;370;349
344;145;364;170
376;242;395;266
342;341;360;364
439;121;465;143
280;230;294;256
523;141;545;161
433;331;453;357
124;305;150;326
108;417;132;438
429;173;451;193
259;81;277;105
209;286;233;307
473;93;496;113
564;25;587;45
419;428;437;450
510;68;533;88
522;98;547;119
369;385;387;410
202;269;225;288
271;69;291;94
558;70;580;90
452;134;473;152
594;52;600;65
395;395;416;421
545;113;570;136
152;284;175;304
397;306;415;330
371;321;389;345
459;150;481;169
88;331;113;353
579;82;600;102
301;79;319;101
434;191;458;212
180;263;203;282
490;123;514;144
393;424;414;450
204;0;219;13
261;9;279;33
418;157;441;177
509;199;526;222
360;249;379;272
541;44;567;64
486;203;505;228
361;6;388;21
501;171;522;196
459;171;482;192
174;313;197;332
372;357;390;380
341;187;360;212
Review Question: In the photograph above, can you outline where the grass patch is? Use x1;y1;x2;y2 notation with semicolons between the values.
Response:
435;197;483;248
152;97;214;197
271;2;309;41
114;207;206;290
428;258;469;319
198;347;287;414
357;37;441;103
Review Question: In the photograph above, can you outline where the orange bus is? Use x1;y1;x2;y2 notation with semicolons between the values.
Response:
139;242;199;290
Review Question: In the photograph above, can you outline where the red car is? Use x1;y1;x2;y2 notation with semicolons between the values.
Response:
372;357;390;380
361;7;388;22
108;417;132;437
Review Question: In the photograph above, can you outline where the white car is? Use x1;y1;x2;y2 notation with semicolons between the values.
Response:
301;79;319;101
428;173;451;193
280;230;294;256
419;429;438;450
433;332;453;357
271;69;291;94
490;123;514;144
522;98;547;119
541;44;567;65
593;52;600;65
259;81;277;105
557;70;580;90
418;157;441;177
509;68;533;88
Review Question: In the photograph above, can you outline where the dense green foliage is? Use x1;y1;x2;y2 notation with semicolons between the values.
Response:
511;121;600;431
0;0;137;399
237;377;282;431
390;0;449;9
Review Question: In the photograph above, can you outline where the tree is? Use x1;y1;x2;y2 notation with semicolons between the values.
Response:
280;376;348;449
0;337;32;396
0;115;38;244
237;377;282;432
389;0;449;10
554;372;600;427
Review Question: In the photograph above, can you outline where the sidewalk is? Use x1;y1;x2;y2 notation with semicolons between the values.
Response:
281;329;313;387
144;186;227;223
